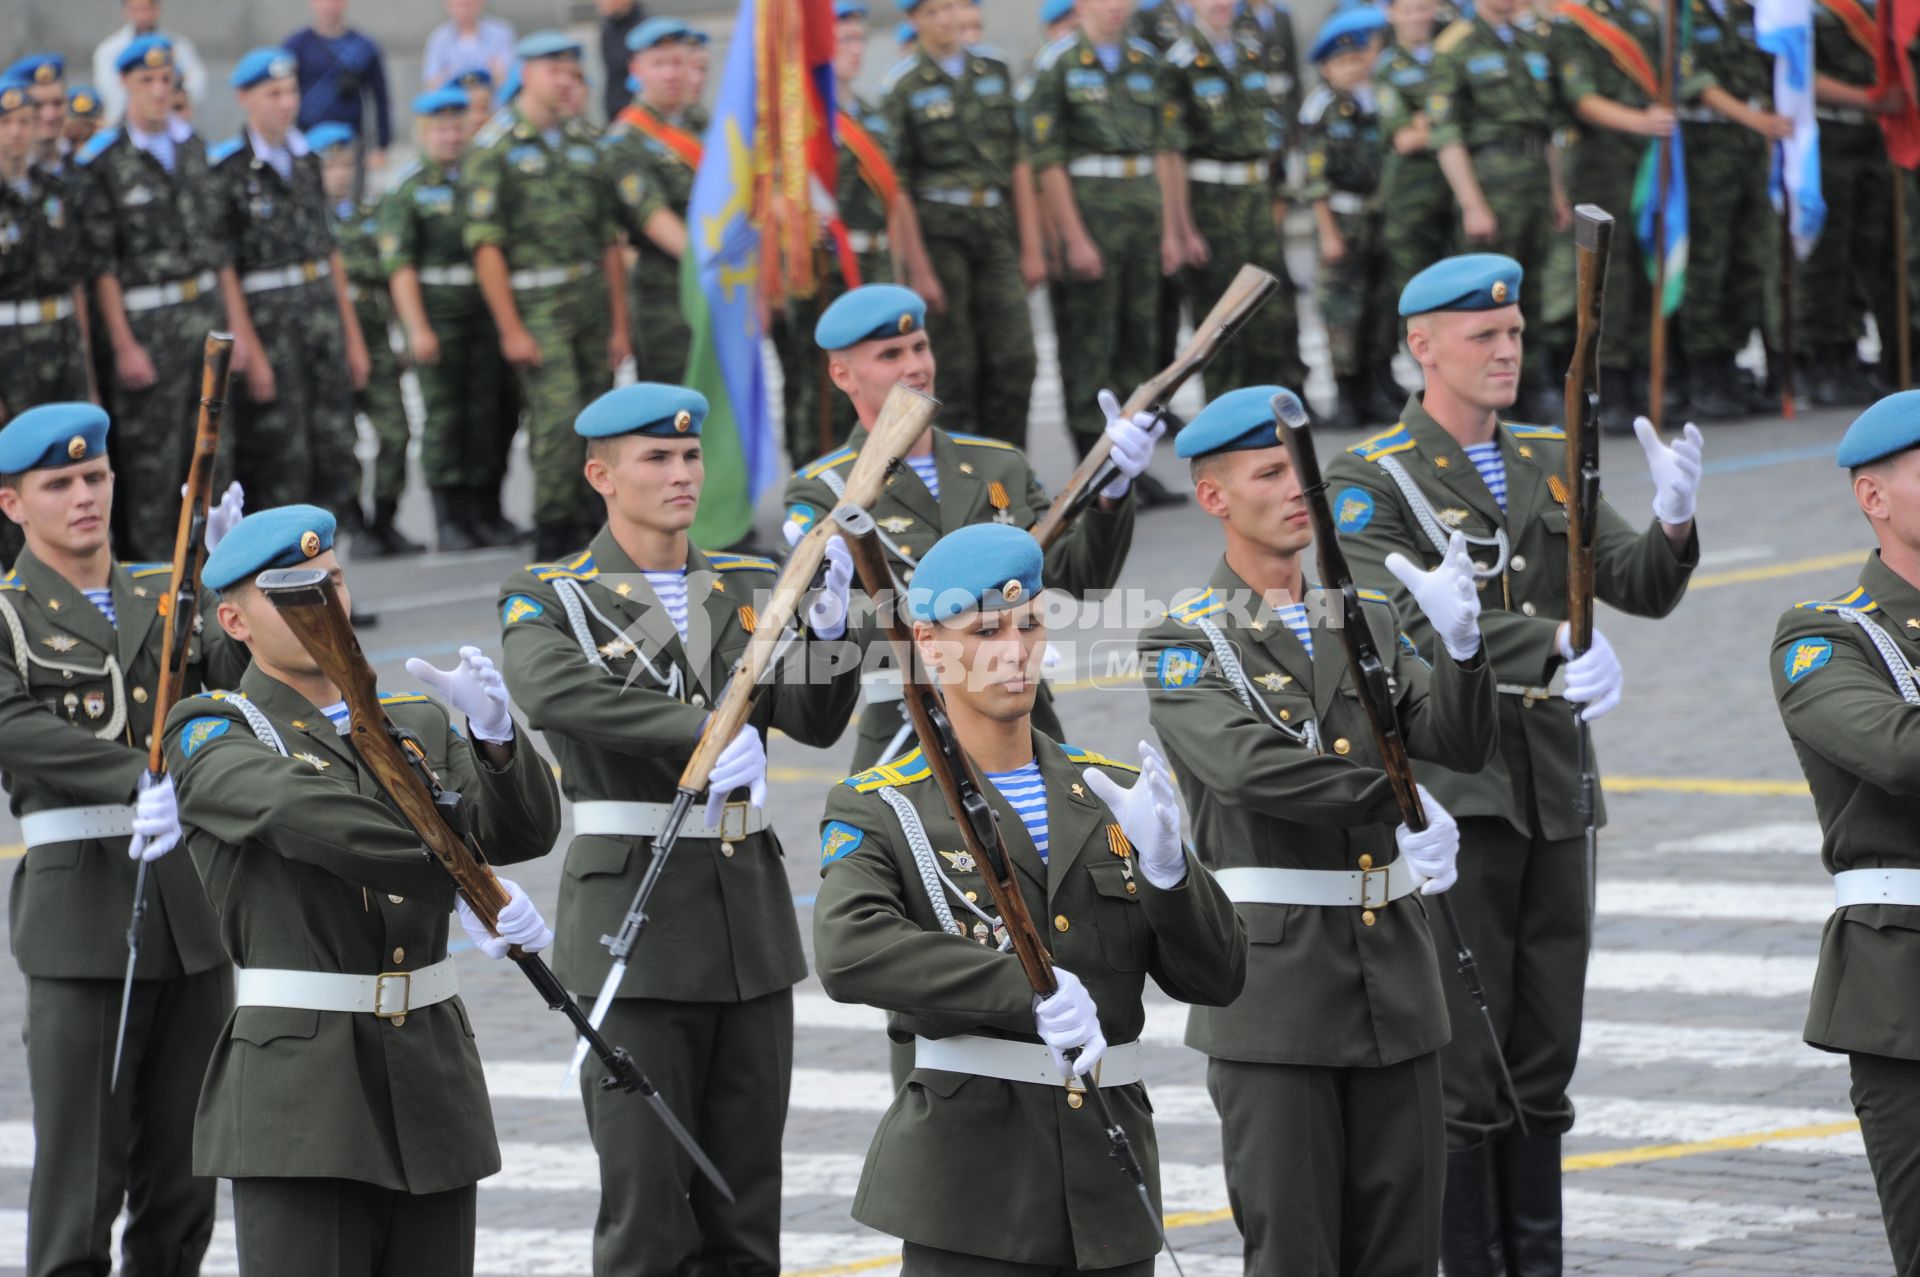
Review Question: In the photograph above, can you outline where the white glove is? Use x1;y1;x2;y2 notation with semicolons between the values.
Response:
705;722;768;827
193;481;245;555
1395;784;1459;895
1384;531;1481;662
1557;624;1623;722
1096;388;1164;500
808;535;853;640
126;772;181;862
1082;738;1186;889
406;646;515;743
457;876;552;959
1633;417;1704;526
1034;965;1108;1080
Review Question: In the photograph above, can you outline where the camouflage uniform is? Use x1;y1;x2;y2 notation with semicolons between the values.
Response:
0;166;88;422
1162;21;1305;392
1301;82;1390;380
600;102;697;382
1026;31;1168;441
333;198;408;509
881;47;1037;446
211;134;358;523
68;127;229;562
1234;1;1306;156
1376;42;1457;318
464;107;617;540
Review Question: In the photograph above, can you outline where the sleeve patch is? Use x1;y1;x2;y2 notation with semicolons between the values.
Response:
179;716;230;757
1784;638;1833;684
503;594;544;625
1334;487;1375;532
787;503;818;532
1157;647;1205;689
821;820;866;865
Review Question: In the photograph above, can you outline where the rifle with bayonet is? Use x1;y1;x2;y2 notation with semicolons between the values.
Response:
255;568;737;1204
112;330;233;1093
1564;205;1612;928
559;382;943;1085
827;501;1187;1277
1272;388;1529;1139
1030;264;1279;551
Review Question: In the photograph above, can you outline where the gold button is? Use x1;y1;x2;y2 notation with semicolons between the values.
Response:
388;895;404;904
965;891;978;903
1333;738;1351;755
1054;914;1069;932
1125;880;1138;894
721;842;736;858
1358;853;1373;869
691;693;706;708
1067;1091;1084;1109
392;947;405;963
390;1014;406;1027
1473;561;1489;574
1510;555;1527;571
1521;601;1537;617
1362;910;1377;927
1279;709;1291;721
132;687;148;703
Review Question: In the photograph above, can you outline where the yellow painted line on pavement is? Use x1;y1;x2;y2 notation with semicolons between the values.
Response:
0;842;20;861
1691;551;1861;590
1604;775;1811;797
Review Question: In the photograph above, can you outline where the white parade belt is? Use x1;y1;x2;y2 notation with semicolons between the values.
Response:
916;184;1004;208
417;264;477;286
20;804;136;848
1067;153;1154;180
0;294;74;327
572;798;767;841
234;956;458;1019
509;262;594;291
845;229;889;255
1187;157;1268;186
121;270;217;312
1834;868;1920;909
915;1034;1143;1088
1325;191;1369;215
241;258;330;294
1214;860;1423;908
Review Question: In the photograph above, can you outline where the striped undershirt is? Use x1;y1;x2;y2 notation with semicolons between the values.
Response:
644;569;690;640
905;454;940;500
1275;601;1313;657
1463;441;1507;512
319;699;351;734
985;760;1049;862
83;588;117;628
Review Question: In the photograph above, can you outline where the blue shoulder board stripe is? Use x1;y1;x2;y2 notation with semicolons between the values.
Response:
1058;742;1142;774
1357;588;1390;605
800;447;857;480
1349;423;1417;461
0;571;22;592
209;136;245;164
121;562;171;578
378;691;432;706
77;127;120;165
950;432;1018;452
1169;587;1223;624
1796;585;1877;614
1504;422;1566;439
844;747;932;792
531;550;598;581
707;554;778;573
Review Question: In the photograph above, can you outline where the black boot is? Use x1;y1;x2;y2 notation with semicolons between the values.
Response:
1442;1142;1507;1277
1811;345;1853;406
358;498;425;558
1320;376;1361;430
472;485;530;546
1494;1132;1563;1276
1597;367;1638;435
431;488;480;553
1687;354;1747;420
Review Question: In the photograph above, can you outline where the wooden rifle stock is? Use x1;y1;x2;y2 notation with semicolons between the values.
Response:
1564;206;1613;658
1031;264;1279;551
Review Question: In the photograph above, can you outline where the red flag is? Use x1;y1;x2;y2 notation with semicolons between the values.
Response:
1877;0;1920;167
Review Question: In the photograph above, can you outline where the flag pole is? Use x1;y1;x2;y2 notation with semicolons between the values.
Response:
1779;191;1797;418
1649;0;1679;428
1897;167;1913;390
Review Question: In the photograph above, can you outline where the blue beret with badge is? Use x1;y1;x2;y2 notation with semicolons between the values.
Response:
575;383;708;440
1041;0;1076;22
0;78;29;117
304;121;355;152
1399;252;1523;316
452;65;494;89
232;46;297;89
201;505;336;592
7;54;64;86
116;35;175;76
516;31;584;62
815;284;926;350
1174;385;1295;459
906;524;1045;624
0;403;110;475
836;0;869;17
1837;391;1920;468
413;85;471;117
1309;6;1388;61
629;17;699;51
68;84;102;116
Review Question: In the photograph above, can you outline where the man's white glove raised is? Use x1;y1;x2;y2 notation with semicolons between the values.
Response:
1385;531;1482;662
127;772;181;862
1034;965;1107;1080
457;877;552;958
1096;388;1164;500
1633;417;1704;526
1082;738;1186;889
1395;784;1459;894
1557;624;1623;722
704;722;768;827
782;519;853;640
406;646;515;743
201;481;245;554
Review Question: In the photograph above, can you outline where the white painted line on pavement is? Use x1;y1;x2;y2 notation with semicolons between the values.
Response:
1579;1020;1842;1070
1652;823;1823;855
1587;949;1817;998
1561;1189;1844;1249
1574;1096;1858;1150
1598;879;1831;925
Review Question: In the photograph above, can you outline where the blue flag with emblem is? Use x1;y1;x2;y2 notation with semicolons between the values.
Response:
1631;0;1690;319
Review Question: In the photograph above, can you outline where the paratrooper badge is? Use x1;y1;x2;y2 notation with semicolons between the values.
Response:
295;752;331;771
1438;506;1472;527
42;634;77;652
1257;672;1291;692
878;516;914;534
939;849;977;873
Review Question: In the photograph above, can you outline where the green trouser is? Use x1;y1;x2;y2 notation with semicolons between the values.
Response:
1851;1050;1920;1277
1564;135;1649;371
0;310;88;570
1189;180;1305;392
1797;119;1894;348
772;245;891;466
1207;1052;1445;1277
1680;124;1775;359
1380;151;1457;337
232;279;360;525
513;277;612;533
1432;817;1587;1144
1054;175;1161;439
232;1176;478;1277
24;968;229;1277
1467;140;1554;352
417;286;510;489
582;989;793;1276
352;287;410;507
1538;218;1577;354
900;1244;1155;1276
914;199;1037;446
101;293;226;563
631;247;692;384
1316;206;1390;378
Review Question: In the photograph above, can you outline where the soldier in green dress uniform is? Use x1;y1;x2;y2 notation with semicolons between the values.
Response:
1773;392;1920;1277
1323;255;1703;1275
0;404;246;1277
166;502;561;1276
497;383;859;1276
814;520;1247;1276
1138;385;1495;1275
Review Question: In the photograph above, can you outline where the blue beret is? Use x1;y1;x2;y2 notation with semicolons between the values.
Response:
1838;392;1920;468
897;21;918;41
1174;385;1298;459
231;47;297;89
452;65;494;89
836;0;869;17
575;383;708;440
304;121;355;152
1398;253;1523;317
412;85;471;117
1309;6;1387;60
0;79;30;117
629;17;698;51
499;65;522;103
907;524;1045;624
7;54;64;86
515;31;584;62
201;505;337;592
1041;0;1076;22
815;284;926;350
116;35;175;75
0;403;110;475
67;84;102;115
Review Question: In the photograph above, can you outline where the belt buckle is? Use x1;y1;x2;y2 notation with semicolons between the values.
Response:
719;800;750;842
1124;157;1142;179
970;187;987;208
1360;864;1391;909
38;298;58;324
373;971;412;1019
1063;1055;1104;1095
300;260;319;282
180;275;200;301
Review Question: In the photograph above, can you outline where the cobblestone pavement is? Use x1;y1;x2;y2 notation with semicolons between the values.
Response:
0;287;1893;1273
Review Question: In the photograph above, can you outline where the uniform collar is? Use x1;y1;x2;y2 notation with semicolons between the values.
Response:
13;547;121;658
1399;392;1510;528
1861;551;1920;638
586;525;742;697
1205;554;1325;696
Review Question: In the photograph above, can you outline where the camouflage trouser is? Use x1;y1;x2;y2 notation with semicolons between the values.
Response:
1317;206;1391;378
1466;141;1553;353
232;280;359;524
1380;152;1457;340
513;276;612;532
1797;120;1894;349
351;287;409;506
771;245;891;467
1681;125;1774;359
417;285;510;489
0;312;89;568
914;199;1037;446
1538;202;1577;354
631;248;691;384
1564;135;1649;371
1188;180;1305;393
1054;174;1161;438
